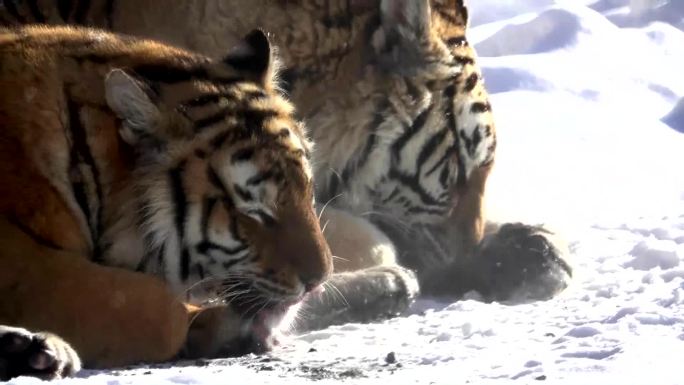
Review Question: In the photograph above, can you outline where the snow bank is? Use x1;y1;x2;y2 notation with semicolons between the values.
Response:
663;97;684;133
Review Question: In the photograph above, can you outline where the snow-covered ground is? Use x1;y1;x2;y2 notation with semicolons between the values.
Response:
8;1;684;384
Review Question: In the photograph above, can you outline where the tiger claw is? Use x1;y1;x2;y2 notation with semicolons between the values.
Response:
0;326;81;381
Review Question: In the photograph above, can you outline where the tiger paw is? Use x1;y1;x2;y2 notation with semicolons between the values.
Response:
296;264;420;332
475;223;573;303
358;265;421;318
0;326;81;381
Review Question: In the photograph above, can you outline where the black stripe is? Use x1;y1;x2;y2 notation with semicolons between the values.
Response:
338;132;375;190
195;107;279;133
157;243;167;271
325;175;340;203
328;100;387;197
222;254;250;270
193;107;235;131
182;93;230;108
169;163;190;281
200;197;217;241
66;98;104;262
464;73;479;93
445;36;468;47
233;184;253;201
246;170;275;186
241;109;278;133
439;161;450;189
208;166;229;195
444;84;467;189
57;0;74;21
391;105;432;162
425;143;455;177
136;233;157;272
74;0;91;24
26;0;45;23
387;168;447;208
3;0;26;23
471;101;491;113
209;130;232;149
471;125;482;155
195;264;206;280
181;89;266;109
407;205;448;216
416;128;449;176
381;187;401;205
197;241;248;257
247;208;276;227
454;55;475;66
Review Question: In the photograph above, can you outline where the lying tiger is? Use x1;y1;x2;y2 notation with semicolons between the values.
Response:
1;0;574;379
0;25;336;380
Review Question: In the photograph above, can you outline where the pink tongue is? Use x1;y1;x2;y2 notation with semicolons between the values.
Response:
310;285;325;296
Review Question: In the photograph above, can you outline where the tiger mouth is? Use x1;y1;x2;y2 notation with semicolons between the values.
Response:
218;286;304;357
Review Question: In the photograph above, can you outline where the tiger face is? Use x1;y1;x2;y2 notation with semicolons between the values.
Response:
103;30;332;344
313;0;495;267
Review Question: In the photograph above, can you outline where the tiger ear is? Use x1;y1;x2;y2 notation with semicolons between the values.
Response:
105;69;161;145
373;0;433;70
222;29;275;86
455;0;470;27
379;0;432;40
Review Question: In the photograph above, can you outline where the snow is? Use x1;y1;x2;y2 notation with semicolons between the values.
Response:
7;1;684;384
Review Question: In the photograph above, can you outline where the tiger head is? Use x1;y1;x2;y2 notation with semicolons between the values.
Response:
312;0;495;271
104;30;332;351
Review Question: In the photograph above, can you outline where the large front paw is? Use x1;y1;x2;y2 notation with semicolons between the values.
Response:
296;265;420;332
0;326;81;381
475;223;573;303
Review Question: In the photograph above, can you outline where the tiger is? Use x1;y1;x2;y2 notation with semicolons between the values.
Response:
0;0;573;341
0;25;333;380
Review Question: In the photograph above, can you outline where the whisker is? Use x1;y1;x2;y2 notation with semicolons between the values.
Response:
317;193;343;221
324;281;349;308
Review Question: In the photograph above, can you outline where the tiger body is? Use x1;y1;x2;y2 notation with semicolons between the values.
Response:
0;24;331;379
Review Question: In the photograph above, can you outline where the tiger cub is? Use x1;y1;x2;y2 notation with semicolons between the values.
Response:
0;25;331;380
0;0;572;331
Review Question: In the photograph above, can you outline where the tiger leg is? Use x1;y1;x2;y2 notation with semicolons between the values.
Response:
295;208;419;332
0;218;191;378
420;165;573;302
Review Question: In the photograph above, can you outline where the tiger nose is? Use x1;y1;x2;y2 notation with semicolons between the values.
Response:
302;279;321;293
300;266;330;293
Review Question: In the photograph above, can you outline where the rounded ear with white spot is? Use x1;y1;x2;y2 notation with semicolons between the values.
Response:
105;69;161;145
373;0;433;72
222;29;275;86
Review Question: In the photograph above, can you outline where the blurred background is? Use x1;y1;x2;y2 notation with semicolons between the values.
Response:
460;0;684;232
